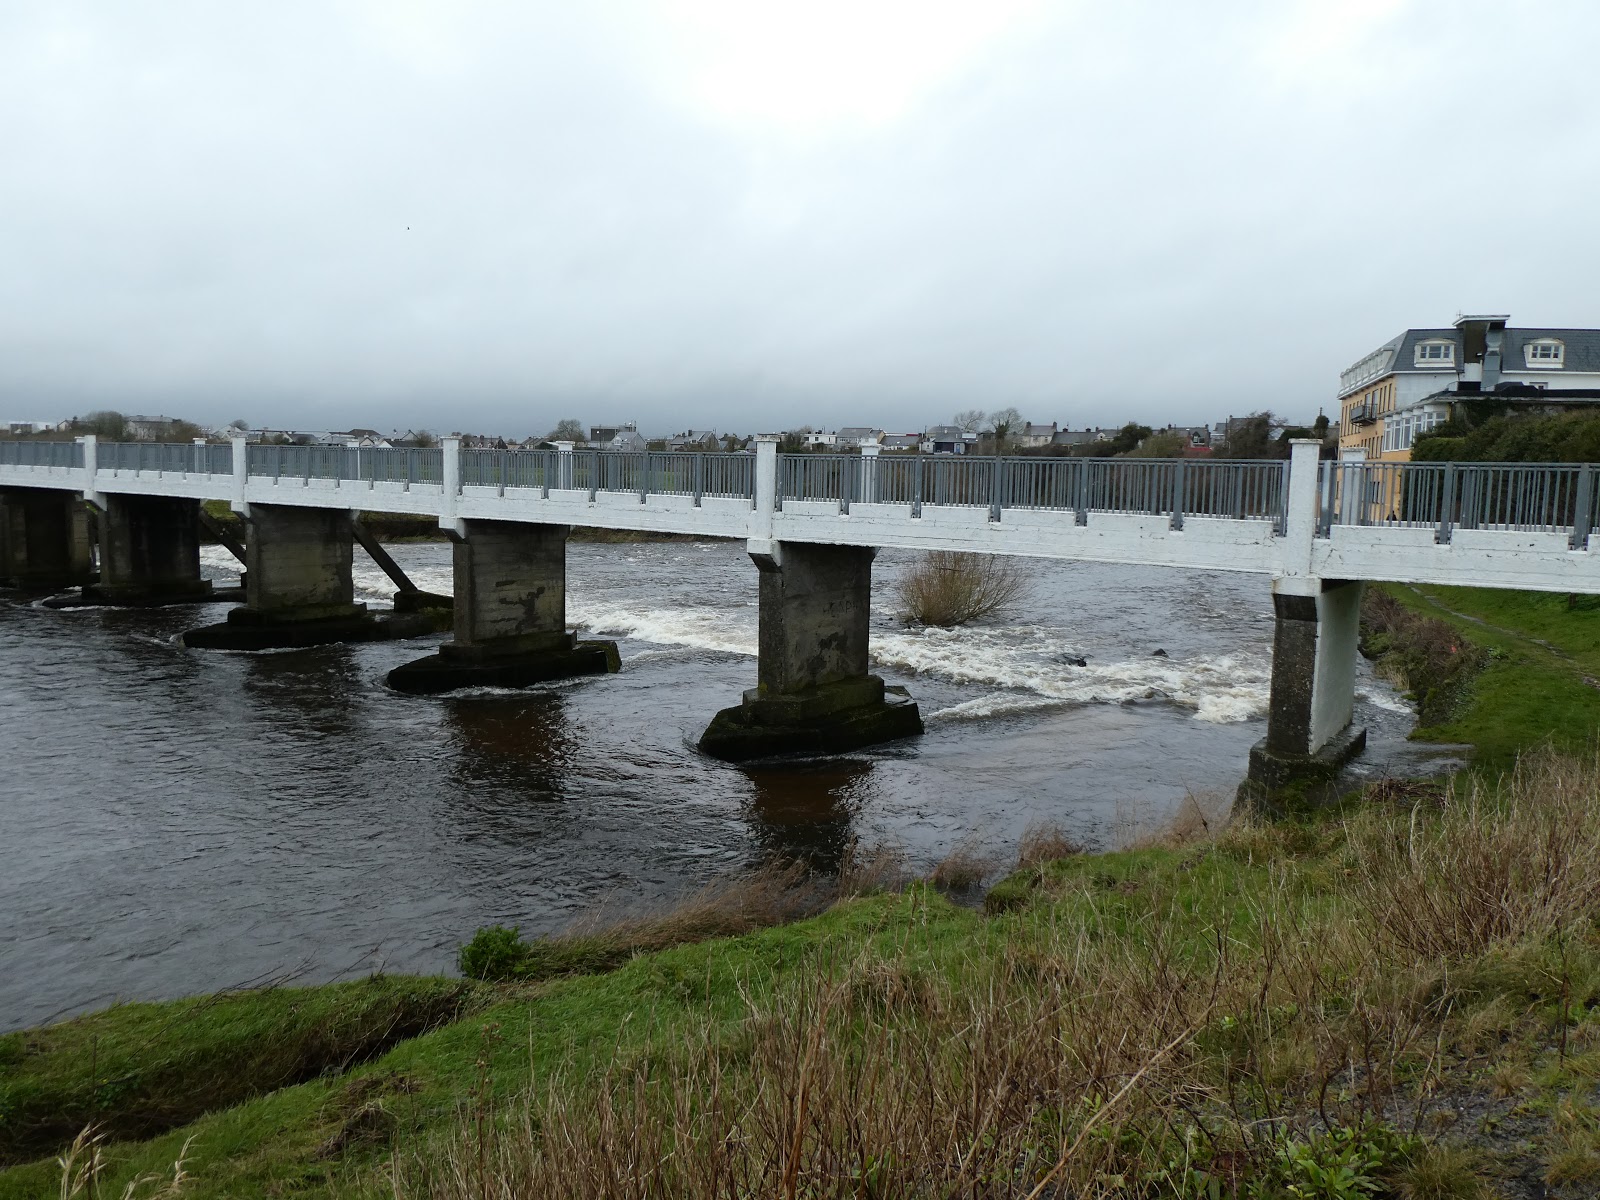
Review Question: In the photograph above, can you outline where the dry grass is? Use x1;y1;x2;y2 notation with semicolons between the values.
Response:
925;838;1000;893
894;551;1030;627
394;753;1600;1197
1014;821;1084;869
1345;747;1600;960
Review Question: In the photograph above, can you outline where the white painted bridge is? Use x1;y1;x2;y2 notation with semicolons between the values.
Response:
2;436;1598;595
3;433;1594;782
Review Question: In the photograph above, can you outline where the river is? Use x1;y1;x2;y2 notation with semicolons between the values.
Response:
0;540;1443;1031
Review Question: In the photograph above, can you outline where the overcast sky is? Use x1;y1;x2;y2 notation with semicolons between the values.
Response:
3;1;1597;437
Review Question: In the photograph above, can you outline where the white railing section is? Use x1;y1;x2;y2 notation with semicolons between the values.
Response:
780;453;1287;530
4;439;1600;565
0;440;84;469
1318;460;1598;549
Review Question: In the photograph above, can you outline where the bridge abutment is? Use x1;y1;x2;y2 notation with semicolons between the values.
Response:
82;494;212;605
0;487;94;589
699;541;922;761
183;504;429;649
1243;577;1366;800
387;520;618;693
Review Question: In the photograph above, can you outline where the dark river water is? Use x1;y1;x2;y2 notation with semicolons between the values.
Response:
0;541;1445;1032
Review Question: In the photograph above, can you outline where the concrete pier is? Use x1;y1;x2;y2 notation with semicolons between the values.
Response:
0;487;94;589
1244;577;1366;795
387;520;617;693
184;505;429;649
699;541;922;760
82;494;212;605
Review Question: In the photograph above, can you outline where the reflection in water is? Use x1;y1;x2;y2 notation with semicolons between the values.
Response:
742;758;873;871
446;693;577;798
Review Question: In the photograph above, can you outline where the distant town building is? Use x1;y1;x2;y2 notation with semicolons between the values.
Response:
667;430;720;451
1014;422;1058;448
124;415;178;441
921;425;973;454
606;429;648;452
880;434;921;451
834;427;884;449
589;421;637;444
1338;314;1600;463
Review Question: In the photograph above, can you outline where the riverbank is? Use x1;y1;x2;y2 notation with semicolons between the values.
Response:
9;748;1600;1198
5;585;1595;1198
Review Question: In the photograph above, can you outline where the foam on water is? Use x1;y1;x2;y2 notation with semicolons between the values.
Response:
573;599;758;657
874;623;1270;724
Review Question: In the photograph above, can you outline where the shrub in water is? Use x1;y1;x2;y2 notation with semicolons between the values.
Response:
894;550;1028;627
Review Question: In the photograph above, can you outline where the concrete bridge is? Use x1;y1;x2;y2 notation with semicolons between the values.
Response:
3;435;1596;788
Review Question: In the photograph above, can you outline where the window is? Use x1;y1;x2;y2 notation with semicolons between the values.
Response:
1526;340;1565;367
1415;340;1455;365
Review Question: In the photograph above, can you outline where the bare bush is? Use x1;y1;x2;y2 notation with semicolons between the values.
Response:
926;838;999;892
894;551;1029;627
1015;820;1085;869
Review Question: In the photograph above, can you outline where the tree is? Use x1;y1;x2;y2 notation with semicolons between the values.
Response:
779;428;811;453
1312;414;1330;440
987;407;1024;450
1221;412;1280;459
1104;423;1153;456
80;410;127;439
412;430;439;448
228;418;250;432
169;419;205;442
548;419;585;442
953;409;986;433
1124;431;1187;458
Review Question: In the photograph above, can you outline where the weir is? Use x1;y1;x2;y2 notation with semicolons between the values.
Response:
387;520;618;693
698;541;922;760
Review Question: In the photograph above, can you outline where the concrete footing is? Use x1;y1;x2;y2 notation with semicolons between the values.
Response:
700;674;923;761
1239;577;1366;805
389;631;620;694
387;520;618;693
82;494;213;606
0;487;94;588
698;542;922;761
183;504;429;650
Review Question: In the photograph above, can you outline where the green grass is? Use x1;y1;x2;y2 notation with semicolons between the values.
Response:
0;976;473;1169
1371;584;1600;769
0;892;983;1199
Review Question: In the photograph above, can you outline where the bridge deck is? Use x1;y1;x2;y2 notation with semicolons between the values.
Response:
2;439;1597;594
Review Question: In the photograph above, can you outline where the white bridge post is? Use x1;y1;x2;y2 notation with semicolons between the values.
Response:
231;436;249;514
79;434;99;508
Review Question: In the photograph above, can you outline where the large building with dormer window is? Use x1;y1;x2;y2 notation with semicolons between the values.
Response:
1337;315;1600;462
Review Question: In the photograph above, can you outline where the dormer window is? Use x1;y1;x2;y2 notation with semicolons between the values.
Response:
1526;339;1565;368
1415;340;1455;366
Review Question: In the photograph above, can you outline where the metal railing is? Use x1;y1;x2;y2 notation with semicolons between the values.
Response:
0;440;85;468
99;442;234;475
461;449;756;503
1318;460;1600;548
242;444;444;484
777;454;1286;529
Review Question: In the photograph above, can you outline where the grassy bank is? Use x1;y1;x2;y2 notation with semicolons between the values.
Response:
10;752;1600;1197
6;589;1599;1197
1362;584;1600;771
